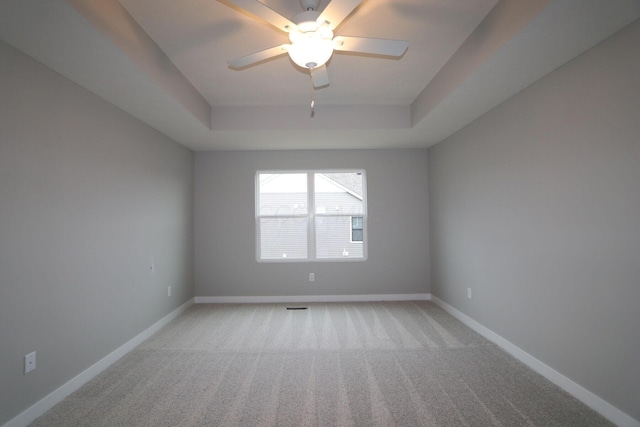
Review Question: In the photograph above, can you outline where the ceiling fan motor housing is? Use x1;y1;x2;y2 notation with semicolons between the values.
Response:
292;10;321;32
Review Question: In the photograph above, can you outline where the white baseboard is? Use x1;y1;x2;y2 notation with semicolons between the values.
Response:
4;298;195;427
195;293;431;304
431;296;640;427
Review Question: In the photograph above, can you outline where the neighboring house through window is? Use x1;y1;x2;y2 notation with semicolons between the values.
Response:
256;170;366;261
351;216;364;242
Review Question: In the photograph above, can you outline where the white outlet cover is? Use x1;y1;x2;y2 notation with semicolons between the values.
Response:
24;351;36;374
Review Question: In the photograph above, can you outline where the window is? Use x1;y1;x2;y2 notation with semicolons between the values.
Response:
256;171;366;261
351;216;363;242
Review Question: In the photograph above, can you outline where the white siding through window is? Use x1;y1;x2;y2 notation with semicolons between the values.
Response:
256;171;366;262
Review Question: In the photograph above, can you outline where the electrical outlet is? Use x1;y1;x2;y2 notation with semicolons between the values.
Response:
168;286;171;297
24;352;36;374
309;273;315;282
467;288;472;299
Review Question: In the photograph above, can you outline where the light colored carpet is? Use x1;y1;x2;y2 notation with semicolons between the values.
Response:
32;301;612;426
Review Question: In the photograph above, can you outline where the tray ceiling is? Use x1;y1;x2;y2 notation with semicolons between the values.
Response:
1;0;638;150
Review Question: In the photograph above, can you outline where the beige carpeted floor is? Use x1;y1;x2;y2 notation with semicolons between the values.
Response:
32;301;612;426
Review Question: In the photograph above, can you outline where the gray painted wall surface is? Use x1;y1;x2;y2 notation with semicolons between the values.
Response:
195;149;430;297
428;21;640;421
0;41;194;425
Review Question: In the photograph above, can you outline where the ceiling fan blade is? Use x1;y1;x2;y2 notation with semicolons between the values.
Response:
228;45;289;68
223;0;295;33
333;36;408;57
311;65;330;88
316;0;361;30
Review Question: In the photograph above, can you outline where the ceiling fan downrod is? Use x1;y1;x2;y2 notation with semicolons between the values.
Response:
300;0;320;11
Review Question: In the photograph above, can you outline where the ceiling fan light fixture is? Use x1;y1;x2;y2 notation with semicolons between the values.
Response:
288;35;333;69
224;0;409;89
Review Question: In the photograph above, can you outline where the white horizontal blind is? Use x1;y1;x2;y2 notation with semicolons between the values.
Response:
256;171;366;261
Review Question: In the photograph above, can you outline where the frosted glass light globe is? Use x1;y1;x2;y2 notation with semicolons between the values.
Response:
288;32;333;69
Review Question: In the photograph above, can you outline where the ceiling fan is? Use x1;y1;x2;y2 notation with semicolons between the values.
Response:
222;0;409;88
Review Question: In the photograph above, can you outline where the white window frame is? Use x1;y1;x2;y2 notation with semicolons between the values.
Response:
256;170;367;262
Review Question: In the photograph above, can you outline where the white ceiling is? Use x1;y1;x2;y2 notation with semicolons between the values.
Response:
1;0;639;151
120;0;497;107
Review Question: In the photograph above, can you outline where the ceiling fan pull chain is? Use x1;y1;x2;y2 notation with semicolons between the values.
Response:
310;68;316;117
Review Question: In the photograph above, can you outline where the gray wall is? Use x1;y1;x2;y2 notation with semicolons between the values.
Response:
0;41;194;425
428;20;640;421
195;149;430;297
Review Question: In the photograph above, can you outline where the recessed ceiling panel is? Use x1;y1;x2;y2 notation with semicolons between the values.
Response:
119;0;499;106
